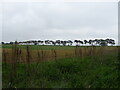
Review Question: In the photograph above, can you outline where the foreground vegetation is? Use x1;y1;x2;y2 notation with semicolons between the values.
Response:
3;54;119;88
2;45;120;88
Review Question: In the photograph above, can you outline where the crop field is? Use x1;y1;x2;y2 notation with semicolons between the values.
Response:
2;45;118;62
2;45;120;88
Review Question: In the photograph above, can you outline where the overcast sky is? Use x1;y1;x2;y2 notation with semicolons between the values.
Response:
2;2;118;44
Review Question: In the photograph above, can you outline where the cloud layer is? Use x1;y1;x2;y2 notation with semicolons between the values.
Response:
2;2;118;44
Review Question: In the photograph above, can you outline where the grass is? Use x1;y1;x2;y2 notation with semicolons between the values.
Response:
1;44;116;50
2;45;76;50
2;45;120;88
2;54;119;88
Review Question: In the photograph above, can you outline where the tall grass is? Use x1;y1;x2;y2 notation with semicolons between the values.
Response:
2;45;119;88
26;46;31;77
3;54;118;88
51;49;57;60
117;46;120;88
9;44;18;88
2;49;6;64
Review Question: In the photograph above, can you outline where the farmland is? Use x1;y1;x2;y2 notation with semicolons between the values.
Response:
2;45;120;88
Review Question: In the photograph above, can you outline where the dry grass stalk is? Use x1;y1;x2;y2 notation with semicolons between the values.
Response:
79;48;82;57
37;50;41;61
41;50;44;61
19;49;22;62
26;46;30;64
51;49;57;60
36;50;41;67
9;44;18;88
75;47;78;57
2;49;6;63
53;50;57;60
16;48;21;63
26;46;31;77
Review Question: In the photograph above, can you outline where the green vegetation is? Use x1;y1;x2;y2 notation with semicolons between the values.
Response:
1;44;116;50
3;54;119;88
2;45;119;88
2;45;76;50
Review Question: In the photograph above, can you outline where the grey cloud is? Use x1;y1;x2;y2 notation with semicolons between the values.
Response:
2;2;118;44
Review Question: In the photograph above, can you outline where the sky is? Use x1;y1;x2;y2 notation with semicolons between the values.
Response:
1;1;118;44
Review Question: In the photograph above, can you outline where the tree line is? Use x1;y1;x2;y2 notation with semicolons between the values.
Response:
1;38;115;46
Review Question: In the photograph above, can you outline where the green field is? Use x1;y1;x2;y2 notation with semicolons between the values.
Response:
2;45;76;50
2;45;120;88
2;44;116;50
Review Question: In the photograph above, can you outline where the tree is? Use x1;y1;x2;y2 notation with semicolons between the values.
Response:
1;42;4;45
50;40;56;46
10;42;14;44
60;41;64;46
94;39;100;46
78;40;83;46
68;40;73;46
88;40;93;46
56;40;61;46
38;40;41;45
109;39;115;46
84;40;88;45
99;39;108;46
63;41;67;46
100;41;108;46
15;41;18;45
34;40;38;45
45;40;50;45
74;40;79;46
